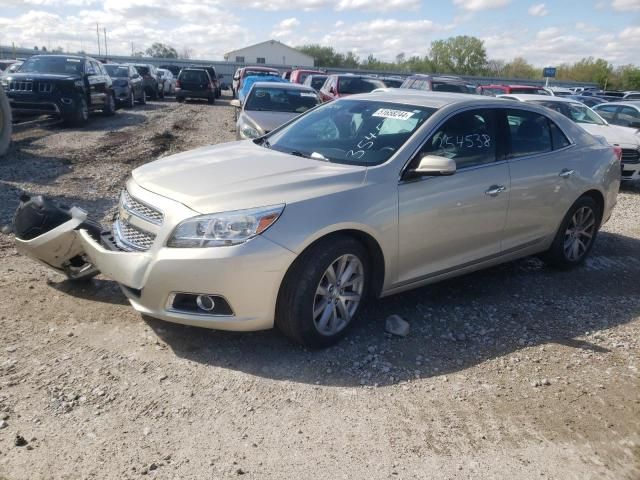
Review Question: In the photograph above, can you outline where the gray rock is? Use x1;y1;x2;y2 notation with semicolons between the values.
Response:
0;420;7;429
385;315;410;337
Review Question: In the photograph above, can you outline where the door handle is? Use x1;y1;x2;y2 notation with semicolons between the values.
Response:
559;168;575;178
485;185;506;196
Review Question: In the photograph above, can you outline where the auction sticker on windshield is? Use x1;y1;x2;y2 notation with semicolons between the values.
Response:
372;109;414;120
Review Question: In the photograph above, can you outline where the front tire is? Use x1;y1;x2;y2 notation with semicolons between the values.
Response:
541;196;601;269
126;90;135;108
64;97;89;126
138;89;146;105
102;93;116;116
276;236;369;348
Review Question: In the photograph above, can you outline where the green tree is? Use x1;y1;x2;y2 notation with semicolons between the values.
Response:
145;42;178;59
428;35;487;75
503;57;538;79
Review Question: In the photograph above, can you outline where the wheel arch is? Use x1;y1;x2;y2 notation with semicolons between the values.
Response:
580;188;605;223
278;228;387;300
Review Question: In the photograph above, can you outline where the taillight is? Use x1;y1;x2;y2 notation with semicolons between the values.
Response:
613;145;622;162
207;82;214;90
175;80;181;88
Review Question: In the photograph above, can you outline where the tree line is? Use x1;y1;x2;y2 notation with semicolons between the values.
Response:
297;36;640;90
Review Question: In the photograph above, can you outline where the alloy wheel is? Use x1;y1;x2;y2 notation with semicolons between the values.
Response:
312;254;364;336
563;206;596;261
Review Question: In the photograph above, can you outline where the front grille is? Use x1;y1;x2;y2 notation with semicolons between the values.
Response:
38;82;53;93
113;219;155;252
8;81;33;92
621;148;640;164
121;190;164;225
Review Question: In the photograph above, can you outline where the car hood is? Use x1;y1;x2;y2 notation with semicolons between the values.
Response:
132;141;366;214
242;110;299;133
580;123;639;148
4;72;80;82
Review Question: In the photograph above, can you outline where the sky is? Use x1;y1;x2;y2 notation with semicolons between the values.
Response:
0;0;639;66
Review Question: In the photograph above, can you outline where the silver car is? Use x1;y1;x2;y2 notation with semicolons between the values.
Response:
15;91;621;348
230;82;320;139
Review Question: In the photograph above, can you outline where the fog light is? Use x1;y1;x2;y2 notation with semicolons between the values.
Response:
167;292;234;316
196;295;215;311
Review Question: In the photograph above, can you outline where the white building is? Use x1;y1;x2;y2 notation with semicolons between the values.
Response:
224;40;314;67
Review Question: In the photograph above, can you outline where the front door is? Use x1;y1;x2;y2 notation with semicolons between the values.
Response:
397;108;510;285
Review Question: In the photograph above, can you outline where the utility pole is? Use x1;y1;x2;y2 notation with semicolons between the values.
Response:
104;28;108;58
96;23;101;56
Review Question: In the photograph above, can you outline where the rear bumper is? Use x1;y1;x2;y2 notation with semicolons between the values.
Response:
175;88;211;99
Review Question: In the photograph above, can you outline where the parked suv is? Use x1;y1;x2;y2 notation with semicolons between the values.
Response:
131;64;163;99
400;74;470;94
1;54;115;126
187;66;221;98
175;68;216;104
318;74;386;102
104;64;146;107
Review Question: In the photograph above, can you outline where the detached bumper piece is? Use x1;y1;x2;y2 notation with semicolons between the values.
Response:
13;195;101;281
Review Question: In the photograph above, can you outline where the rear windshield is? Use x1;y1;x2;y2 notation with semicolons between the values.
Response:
382;78;403;88
310;76;327;90
533;101;606;126
432;82;466;93
18;56;83;75
179;70;207;82
244;69;278;78
104;65;129;77
134;66;149;75
338;77;386;94
245;87;320;113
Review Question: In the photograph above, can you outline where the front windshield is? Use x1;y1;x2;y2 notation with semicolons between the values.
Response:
533;100;606;125
104;65;129;77
19;56;83;75
245;87;320;113
265;99;436;166
339;77;386;94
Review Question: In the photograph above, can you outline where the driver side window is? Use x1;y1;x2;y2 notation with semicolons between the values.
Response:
419;109;497;170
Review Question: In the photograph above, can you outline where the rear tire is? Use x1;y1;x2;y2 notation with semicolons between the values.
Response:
276;236;369;348
151;87;158;100
138;89;147;105
177;96;184;103
207;95;215;105
541;196;601;269
0;85;11;157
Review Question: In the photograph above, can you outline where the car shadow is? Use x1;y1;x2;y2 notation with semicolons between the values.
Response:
47;229;635;388
620;180;640;195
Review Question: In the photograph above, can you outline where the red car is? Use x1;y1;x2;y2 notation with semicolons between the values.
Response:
318;74;386;102
478;84;550;96
232;66;280;98
289;69;323;84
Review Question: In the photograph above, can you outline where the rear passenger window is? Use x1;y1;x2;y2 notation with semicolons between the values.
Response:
549;121;570;149
507;110;552;158
420;109;497;170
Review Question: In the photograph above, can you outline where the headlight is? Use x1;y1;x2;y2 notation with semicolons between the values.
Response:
238;119;261;139
167;204;284;248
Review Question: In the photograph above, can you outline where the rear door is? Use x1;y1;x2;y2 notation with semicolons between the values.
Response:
397;108;510;284
501;108;579;251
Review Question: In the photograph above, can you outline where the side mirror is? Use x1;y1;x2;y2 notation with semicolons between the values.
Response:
405;155;456;179
230;99;241;108
329;87;336;94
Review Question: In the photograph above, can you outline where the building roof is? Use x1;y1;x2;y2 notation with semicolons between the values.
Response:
224;40;314;61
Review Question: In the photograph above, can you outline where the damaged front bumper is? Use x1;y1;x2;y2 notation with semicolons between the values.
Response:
14;184;296;332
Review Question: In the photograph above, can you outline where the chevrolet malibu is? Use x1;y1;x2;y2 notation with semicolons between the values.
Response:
15;91;621;348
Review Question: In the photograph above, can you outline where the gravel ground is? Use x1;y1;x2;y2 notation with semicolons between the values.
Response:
0;96;638;480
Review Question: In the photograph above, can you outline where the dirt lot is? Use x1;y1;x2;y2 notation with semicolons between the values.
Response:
0;96;638;480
